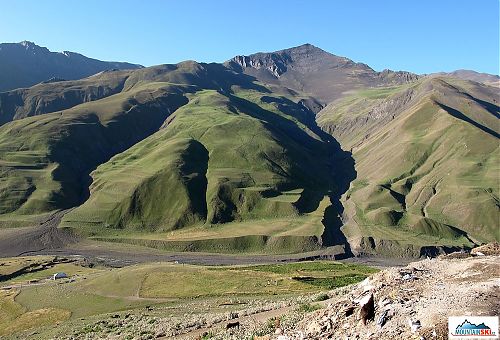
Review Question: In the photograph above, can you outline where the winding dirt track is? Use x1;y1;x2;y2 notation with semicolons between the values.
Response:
170;305;295;340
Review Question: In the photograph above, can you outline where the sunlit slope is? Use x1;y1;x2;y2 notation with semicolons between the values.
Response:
0;82;189;222
63;89;337;239
0;70;133;125
0;62;282;222
0;61;343;254
318;77;499;252
2;56;497;256
0;62;251;220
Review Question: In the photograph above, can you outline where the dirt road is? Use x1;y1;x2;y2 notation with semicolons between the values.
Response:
170;305;294;340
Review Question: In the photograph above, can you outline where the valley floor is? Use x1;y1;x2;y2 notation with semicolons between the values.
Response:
0;211;494;339
0;248;497;339
0;256;377;339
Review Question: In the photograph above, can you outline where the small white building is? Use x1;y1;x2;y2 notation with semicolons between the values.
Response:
53;272;68;280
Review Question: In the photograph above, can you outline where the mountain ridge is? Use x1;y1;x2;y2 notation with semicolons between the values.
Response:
432;69;500;87
0;42;497;257
0;41;143;92
225;43;420;104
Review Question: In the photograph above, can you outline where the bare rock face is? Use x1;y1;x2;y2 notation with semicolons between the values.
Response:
471;242;500;256
304;319;323;336
230;54;289;77
378;69;420;84
225;44;419;104
226;44;348;77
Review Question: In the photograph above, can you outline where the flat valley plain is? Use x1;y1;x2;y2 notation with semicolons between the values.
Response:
0;255;377;338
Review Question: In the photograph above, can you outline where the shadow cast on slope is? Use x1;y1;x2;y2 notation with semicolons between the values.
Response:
202;63;272;94
260;96;357;256
320;146;356;258
470;96;500;120
48;64;271;211
49;93;190;210
437;103;499;139
227;93;356;256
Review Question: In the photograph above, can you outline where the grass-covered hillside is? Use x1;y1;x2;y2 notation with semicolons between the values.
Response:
317;77;499;254
0;61;347;254
62;87;341;250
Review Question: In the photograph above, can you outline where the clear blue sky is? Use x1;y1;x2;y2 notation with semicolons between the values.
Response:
1;0;498;74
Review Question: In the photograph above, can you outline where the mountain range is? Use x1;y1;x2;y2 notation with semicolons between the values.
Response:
0;42;498;257
0;41;142;92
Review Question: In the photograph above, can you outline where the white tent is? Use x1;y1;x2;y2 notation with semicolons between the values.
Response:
53;272;68;280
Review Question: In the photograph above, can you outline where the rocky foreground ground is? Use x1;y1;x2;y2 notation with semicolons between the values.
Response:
56;244;499;340
197;244;499;340
262;244;500;340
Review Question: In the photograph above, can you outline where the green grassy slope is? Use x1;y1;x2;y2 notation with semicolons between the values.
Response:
317;77;499;254
0;70;134;125
0;62;346;254
0;82;190;223
0;257;376;337
0;62;262;219
62;88;341;253
1;58;497;256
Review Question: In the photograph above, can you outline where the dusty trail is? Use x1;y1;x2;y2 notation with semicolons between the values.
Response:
169;296;337;340
170;305;294;340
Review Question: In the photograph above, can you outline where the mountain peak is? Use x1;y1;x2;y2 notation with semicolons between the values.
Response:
246;43;336;61
20;40;36;47
281;43;323;52
19;41;48;53
225;43;354;78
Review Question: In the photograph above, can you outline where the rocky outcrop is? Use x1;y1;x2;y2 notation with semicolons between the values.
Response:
378;69;420;84
229;54;290;77
225;44;420;104
225;44;353;78
288;254;499;339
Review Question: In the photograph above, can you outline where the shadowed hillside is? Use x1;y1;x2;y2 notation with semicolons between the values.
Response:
0;60;355;255
0;41;142;92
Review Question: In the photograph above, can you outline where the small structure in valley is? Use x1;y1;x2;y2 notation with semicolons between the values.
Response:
53;272;68;280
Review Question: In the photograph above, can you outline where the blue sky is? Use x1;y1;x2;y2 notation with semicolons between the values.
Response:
1;0;498;74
